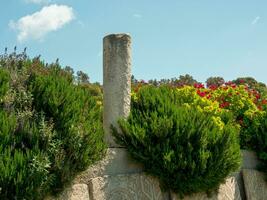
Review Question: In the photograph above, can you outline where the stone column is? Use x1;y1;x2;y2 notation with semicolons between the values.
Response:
72;34;168;200
103;33;131;147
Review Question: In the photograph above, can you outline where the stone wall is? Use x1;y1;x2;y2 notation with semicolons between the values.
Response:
46;150;266;200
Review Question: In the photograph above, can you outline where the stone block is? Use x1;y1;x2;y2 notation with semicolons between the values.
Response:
45;184;89;200
242;169;267;200
74;148;143;184
88;173;169;200
171;176;241;200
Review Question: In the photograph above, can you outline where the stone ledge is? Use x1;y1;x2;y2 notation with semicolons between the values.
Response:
73;148;143;185
88;173;169;200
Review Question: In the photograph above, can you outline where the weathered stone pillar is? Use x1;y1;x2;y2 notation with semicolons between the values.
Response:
103;33;131;147
51;34;171;200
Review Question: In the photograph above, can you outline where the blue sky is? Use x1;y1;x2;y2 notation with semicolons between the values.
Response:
1;0;267;83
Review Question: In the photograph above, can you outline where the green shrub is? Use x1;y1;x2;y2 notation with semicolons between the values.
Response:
0;52;106;199
29;71;106;193
249;113;267;179
113;86;241;197
0;69;9;100
0;111;52;199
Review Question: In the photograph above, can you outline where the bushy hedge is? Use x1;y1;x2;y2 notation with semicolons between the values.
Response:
30;70;105;190
249;113;267;179
0;53;106;199
113;86;241;197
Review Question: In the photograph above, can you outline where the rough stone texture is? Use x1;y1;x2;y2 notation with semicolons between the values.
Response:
88;173;169;200
234;172;246;200
241;150;260;169
45;184;89;200
242;169;267;200
171;176;241;200
73;148;143;184
103;33;132;147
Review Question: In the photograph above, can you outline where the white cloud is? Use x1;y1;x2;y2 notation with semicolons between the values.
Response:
251;16;260;25
133;13;142;19
9;4;75;42
24;0;51;4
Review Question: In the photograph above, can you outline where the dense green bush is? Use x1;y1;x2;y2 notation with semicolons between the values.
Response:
249;113;267;179
30;70;105;191
0;52;106;199
113;86;241;197
0;69;9;99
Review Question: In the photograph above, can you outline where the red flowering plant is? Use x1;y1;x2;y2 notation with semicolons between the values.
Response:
193;81;267;148
131;77;267;149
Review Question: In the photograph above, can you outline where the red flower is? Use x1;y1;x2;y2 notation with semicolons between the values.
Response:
262;99;267;105
255;94;260;99
197;89;206;97
206;94;211;99
231;84;236;89
194;83;204;89
220;101;230;108
225;81;232;86
209;85;217;90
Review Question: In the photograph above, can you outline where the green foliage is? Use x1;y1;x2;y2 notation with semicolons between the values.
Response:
176;74;198;86
0;111;52;200
247;112;267;179
232;77;267;98
30;71;106;192
0;69;9;100
0;51;106;199
113;86;241;197
206;76;225;88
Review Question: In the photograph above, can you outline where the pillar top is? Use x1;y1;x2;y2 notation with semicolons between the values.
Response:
103;33;131;41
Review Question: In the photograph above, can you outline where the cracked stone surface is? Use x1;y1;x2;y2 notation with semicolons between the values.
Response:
243;169;267;200
88;173;169;200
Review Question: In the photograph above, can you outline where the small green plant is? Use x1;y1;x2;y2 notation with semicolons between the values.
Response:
113;86;241;197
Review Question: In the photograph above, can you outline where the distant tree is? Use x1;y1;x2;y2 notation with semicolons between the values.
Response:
77;70;90;84
159;78;171;85
131;75;138;85
233;77;258;87
175;74;198;86
148;79;158;86
232;77;267;97
206;77;225;88
64;66;74;76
